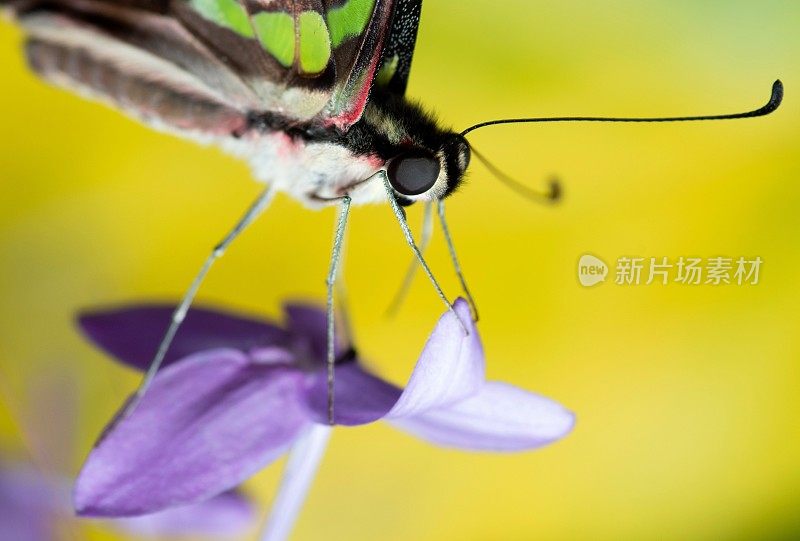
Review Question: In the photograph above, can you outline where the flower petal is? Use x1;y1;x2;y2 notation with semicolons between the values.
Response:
261;424;332;541
112;490;256;538
283;303;345;366
0;466;61;541
303;363;401;425
389;381;575;451
78;305;289;371
74;349;308;517
387;299;484;418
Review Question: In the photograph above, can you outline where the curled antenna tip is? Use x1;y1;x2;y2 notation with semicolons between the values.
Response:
767;79;784;113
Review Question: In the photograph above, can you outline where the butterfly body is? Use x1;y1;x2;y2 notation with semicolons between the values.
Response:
233;130;385;206
5;0;470;206
232;92;467;206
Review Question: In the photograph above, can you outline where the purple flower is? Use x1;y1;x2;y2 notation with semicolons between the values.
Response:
0;466;60;541
74;299;574;522
0;370;257;540
0;463;254;540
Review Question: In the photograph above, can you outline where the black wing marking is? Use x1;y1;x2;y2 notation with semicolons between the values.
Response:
375;0;420;96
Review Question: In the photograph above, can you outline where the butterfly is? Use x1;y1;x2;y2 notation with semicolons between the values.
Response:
1;0;783;422
5;0;467;205
1;0;485;422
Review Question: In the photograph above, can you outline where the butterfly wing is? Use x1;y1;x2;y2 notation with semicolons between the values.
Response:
3;0;422;137
319;0;421;127
207;0;423;128
362;0;420;96
7;0;264;136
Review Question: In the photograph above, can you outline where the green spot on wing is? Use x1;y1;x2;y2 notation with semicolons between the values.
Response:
189;0;254;38
298;11;331;75
327;0;375;48
251;11;296;68
375;54;398;87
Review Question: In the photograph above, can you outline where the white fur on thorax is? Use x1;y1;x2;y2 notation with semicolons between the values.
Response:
225;132;388;209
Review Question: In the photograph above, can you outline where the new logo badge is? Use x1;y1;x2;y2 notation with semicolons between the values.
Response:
578;254;608;287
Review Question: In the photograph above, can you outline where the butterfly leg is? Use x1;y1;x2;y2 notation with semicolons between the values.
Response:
335;257;355;348
437;200;479;321
385;200;434;316
326;196;352;424
124;185;276;418
381;173;467;333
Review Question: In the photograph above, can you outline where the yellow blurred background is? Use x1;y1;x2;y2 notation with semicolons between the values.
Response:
1;1;798;540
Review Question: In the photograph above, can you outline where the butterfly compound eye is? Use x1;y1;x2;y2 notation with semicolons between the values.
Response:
387;150;441;196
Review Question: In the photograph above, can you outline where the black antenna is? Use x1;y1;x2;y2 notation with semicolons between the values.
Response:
461;80;783;137
471;147;561;203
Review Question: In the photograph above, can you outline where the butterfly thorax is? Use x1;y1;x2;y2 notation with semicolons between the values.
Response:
241;91;469;208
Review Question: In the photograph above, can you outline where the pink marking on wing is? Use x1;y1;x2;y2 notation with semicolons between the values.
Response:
325;46;383;131
331;82;373;129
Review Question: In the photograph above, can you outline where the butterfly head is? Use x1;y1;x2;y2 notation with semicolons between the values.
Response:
386;133;470;204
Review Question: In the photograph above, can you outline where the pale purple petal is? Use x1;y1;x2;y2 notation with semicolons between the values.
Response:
112;490;256;538
74;349;309;517
302;299;483;425
387;299;484;418
78;305;289;371
250;347;296;365
261;424;332;541
389;382;575;451
303;363;401;425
